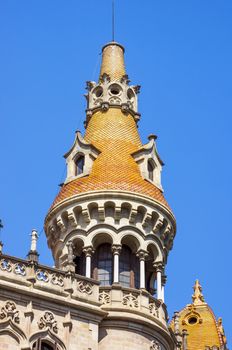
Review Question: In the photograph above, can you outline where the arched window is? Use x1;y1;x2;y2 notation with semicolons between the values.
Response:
94;244;112;286
32;340;56;350
148;160;154;181
75;155;85;176
119;245;139;288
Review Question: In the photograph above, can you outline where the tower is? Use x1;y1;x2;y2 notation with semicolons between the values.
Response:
44;41;177;349
0;39;227;350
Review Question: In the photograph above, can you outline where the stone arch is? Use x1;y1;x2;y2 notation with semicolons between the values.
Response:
0;319;27;348
146;242;162;262
91;230;114;249
119;230;144;253
30;329;66;350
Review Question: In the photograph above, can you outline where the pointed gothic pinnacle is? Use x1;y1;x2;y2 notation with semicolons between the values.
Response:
192;279;205;305
99;42;126;82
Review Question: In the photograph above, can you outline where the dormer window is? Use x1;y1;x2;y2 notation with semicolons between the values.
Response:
75;155;85;176
148;160;154;181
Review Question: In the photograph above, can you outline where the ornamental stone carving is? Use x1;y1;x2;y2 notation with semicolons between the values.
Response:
14;263;26;276
36;269;49;282
149;303;159;318
150;340;161;350
0;301;20;323
0;259;12;272
76;280;93;295
122;293;138;308
38;311;58;333
51;273;64;287
99;291;110;305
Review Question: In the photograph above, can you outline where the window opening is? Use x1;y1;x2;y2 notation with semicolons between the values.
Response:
148;160;154;181
96;244;113;286
75;156;84;176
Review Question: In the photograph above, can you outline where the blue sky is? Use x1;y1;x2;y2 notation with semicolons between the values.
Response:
1;0;231;345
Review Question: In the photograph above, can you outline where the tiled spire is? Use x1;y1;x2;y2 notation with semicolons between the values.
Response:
99;42;126;81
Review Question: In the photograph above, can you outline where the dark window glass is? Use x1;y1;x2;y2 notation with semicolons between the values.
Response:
96;244;112;286
148;160;154;181
74;253;85;276
41;343;54;350
32;341;55;350
75;156;84;175
119;245;139;288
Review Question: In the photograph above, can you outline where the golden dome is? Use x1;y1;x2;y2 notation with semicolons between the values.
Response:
51;42;170;211
171;280;227;349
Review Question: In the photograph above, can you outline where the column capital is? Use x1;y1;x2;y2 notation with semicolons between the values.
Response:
136;250;148;261
111;244;122;255
83;246;95;257
153;262;164;273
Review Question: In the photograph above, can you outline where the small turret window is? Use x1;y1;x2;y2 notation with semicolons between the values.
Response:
109;84;121;96
75;155;85;176
148;160;154;181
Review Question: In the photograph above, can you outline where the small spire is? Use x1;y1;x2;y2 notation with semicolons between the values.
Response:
192;279;205;305
27;229;39;263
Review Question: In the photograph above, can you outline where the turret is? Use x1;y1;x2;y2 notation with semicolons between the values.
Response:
44;41;177;349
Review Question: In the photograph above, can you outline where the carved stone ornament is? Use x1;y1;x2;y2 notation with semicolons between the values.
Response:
0;301;20;324
150;340;161;350
38;311;58;333
99;291;110;305
51;273;64;287
76;280;93;295
149;303;159;318
14;263;26;276
36;269;49;282
0;259;12;272
122;293;138;308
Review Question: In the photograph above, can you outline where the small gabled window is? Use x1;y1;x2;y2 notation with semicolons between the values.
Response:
148;160;154;181
75;155;85;176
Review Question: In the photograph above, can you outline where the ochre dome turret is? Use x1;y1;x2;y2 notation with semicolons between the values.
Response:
171;280;227;350
51;42;170;211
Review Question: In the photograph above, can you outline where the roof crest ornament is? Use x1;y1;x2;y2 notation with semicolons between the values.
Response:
192;279;205;305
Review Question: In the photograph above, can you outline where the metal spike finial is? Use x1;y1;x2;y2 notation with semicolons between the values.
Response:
112;0;115;41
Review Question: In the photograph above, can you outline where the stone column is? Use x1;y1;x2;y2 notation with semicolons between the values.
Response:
182;329;188;350
154;263;164;301
161;275;167;303
137;250;148;289
66;240;75;272
112;245;122;283
83;246;95;278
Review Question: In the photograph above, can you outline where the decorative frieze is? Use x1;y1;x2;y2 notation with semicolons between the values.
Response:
0;300;20;323
51;273;64;287
38;311;58;333
99;291;110;305
149;303;159;318
76;280;93;295
122;293;139;308
0;259;12;272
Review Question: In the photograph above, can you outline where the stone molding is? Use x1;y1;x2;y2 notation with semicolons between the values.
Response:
45;191;176;267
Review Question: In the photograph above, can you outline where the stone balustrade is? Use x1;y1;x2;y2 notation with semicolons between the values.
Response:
99;284;168;327
0;254;99;305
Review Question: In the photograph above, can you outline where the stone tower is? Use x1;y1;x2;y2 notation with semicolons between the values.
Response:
44;41;177;349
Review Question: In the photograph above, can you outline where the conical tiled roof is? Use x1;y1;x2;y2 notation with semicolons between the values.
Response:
51;43;171;211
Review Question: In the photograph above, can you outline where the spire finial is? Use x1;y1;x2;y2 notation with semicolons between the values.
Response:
112;0;115;41
192;279;205;305
27;229;39;262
